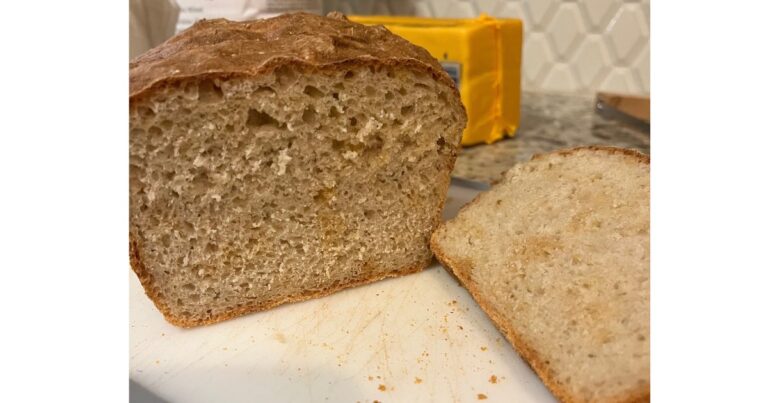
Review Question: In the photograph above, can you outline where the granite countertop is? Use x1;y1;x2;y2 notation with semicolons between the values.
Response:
453;92;651;184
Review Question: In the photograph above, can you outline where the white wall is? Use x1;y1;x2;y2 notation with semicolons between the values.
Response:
324;0;650;96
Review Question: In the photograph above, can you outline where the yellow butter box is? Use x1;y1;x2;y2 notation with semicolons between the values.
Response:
349;15;523;146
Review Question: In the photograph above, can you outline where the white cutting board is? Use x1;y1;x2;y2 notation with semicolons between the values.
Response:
130;184;557;403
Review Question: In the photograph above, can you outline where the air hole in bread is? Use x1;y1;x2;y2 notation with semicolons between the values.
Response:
138;106;155;118
256;86;276;96
181;220;195;233
275;66;297;85
329;106;341;118
159;120;173;130
197;79;224;103
303;85;324;98
231;197;246;209
246;109;283;128
400;105;414;116
365;86;376;96
302;107;317;124
385;91;394;100
344;71;355;79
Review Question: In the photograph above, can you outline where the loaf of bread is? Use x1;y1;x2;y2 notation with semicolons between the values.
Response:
431;147;650;403
129;12;466;327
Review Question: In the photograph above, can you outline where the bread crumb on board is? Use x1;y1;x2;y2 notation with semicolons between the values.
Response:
414;377;423;384
489;375;498;384
480;346;488;351
477;393;488;400
378;384;387;391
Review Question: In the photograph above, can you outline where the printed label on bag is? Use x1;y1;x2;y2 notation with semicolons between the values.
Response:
440;62;461;90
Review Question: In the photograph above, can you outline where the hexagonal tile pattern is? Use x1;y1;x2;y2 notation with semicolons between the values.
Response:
411;0;434;17
600;67;640;94
438;0;479;18
633;44;650;92
523;33;554;85
578;0;619;32
641;0;650;24
474;0;501;14
547;3;584;60
522;0;558;29
543;63;580;92
606;4;648;64
494;1;527;21
324;0;650;95
573;35;611;87
372;2;391;15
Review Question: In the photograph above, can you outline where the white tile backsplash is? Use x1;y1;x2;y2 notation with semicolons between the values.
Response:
324;0;650;96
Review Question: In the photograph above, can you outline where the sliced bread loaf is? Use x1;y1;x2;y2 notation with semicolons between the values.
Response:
129;12;466;327
431;146;650;403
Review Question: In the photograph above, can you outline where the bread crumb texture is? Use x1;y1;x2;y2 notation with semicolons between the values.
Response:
432;147;650;403
130;66;462;326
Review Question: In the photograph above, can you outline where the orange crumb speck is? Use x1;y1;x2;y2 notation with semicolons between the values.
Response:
489;375;498;384
368;376;373;381
414;377;423;384
477;393;488;400
378;384;386;391
480;346;488;351
373;401;381;403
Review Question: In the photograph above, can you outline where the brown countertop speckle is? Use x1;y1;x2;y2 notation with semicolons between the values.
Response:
453;92;650;183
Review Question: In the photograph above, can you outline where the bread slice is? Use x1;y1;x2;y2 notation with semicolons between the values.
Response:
431;146;649;403
129;12;466;327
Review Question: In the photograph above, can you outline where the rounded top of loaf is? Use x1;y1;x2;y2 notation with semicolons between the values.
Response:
130;12;457;100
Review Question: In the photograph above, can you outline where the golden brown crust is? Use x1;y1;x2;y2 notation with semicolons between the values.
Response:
131;234;432;328
430;146;650;403
532;145;650;165
129;12;460;104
